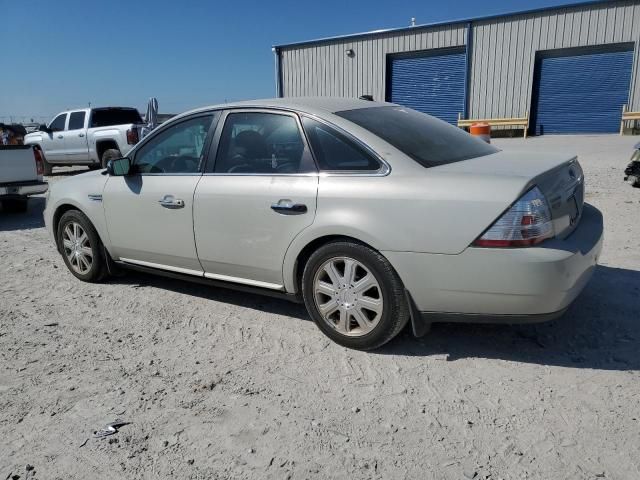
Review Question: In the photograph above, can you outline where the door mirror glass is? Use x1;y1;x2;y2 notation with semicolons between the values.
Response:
107;157;132;176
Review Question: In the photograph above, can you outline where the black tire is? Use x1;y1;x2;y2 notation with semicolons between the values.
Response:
101;148;121;168
56;210;108;282
302;241;410;350
2;198;28;213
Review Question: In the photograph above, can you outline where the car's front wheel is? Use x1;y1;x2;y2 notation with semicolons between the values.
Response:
302;241;410;350
57;210;108;282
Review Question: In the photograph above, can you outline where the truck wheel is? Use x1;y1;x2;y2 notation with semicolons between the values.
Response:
101;149;121;168
2;198;28;213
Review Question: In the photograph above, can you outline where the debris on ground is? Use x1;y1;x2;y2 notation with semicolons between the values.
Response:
93;420;131;438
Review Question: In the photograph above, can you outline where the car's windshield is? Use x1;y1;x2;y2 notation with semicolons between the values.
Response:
90;108;143;128
336;106;499;168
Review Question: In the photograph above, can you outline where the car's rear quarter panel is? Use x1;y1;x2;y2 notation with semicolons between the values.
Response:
282;171;529;293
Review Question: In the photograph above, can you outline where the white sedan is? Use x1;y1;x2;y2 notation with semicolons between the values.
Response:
44;98;603;350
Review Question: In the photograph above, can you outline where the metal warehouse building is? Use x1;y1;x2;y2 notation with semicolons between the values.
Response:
273;0;640;135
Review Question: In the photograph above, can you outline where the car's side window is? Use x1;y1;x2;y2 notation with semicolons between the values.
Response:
49;113;67;132
68;111;86;130
133;115;214;174
301;117;381;172
213;112;312;174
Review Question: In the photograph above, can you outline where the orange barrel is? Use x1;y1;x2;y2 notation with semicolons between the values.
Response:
469;122;491;143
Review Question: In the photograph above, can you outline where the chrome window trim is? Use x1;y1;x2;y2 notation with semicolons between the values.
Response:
202;172;318;177
299;113;391;177
122;105;391;178
128;172;203;177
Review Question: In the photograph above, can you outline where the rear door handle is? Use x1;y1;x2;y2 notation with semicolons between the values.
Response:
158;195;185;209
78;133;85;137
271;200;307;215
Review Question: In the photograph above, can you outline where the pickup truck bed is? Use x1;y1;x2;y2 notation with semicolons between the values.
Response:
0;145;48;213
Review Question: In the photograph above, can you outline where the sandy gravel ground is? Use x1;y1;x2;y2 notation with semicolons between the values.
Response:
1;135;639;480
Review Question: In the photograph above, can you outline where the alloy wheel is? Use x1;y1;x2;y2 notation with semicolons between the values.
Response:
62;221;93;275
313;256;384;337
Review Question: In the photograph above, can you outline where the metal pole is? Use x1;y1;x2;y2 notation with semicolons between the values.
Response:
463;21;473;120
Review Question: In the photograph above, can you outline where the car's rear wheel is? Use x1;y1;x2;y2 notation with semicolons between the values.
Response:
57;210;108;282
302;241;409;350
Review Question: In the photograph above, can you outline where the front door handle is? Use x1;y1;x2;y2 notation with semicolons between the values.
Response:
271;200;307;215
78;133;85;137
158;195;185;209
57;135;63;139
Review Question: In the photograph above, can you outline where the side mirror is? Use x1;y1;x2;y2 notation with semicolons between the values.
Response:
106;157;132;176
39;124;51;134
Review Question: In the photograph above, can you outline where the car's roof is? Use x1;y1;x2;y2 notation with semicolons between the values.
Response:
180;97;391;119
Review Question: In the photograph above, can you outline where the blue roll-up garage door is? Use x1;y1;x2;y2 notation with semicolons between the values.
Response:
533;47;634;134
388;50;466;125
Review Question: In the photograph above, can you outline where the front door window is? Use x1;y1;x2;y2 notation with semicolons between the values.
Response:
134;115;214;174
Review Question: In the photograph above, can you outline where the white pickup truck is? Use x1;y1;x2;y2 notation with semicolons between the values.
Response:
24;107;144;174
0;145;48;212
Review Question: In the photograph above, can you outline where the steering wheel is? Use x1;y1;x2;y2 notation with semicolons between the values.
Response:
227;153;253;173
154;155;198;173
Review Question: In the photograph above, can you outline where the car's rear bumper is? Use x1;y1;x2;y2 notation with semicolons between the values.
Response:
0;180;48;197
385;203;603;325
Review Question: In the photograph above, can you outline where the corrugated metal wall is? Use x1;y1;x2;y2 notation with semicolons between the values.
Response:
278;0;640;118
279;25;467;99
469;1;640;119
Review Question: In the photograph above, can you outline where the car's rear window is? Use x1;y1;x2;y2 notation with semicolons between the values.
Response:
90;108;143;128
336;106;499;168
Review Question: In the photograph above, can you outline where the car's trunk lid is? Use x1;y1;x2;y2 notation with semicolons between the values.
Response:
433;150;585;239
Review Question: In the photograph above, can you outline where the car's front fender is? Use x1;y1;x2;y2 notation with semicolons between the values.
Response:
45;171;111;253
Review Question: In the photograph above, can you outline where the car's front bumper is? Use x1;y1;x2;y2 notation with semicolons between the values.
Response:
0;180;48;197
384;203;603;328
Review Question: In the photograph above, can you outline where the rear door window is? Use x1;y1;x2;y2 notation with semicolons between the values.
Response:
68;111;86;130
212;112;314;174
301;117;381;171
90;108;143;128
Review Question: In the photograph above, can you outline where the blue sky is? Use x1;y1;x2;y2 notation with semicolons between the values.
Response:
2;0;583;122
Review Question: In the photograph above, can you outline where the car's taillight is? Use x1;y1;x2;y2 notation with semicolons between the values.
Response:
33;148;44;176
126;128;139;145
473;186;554;248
